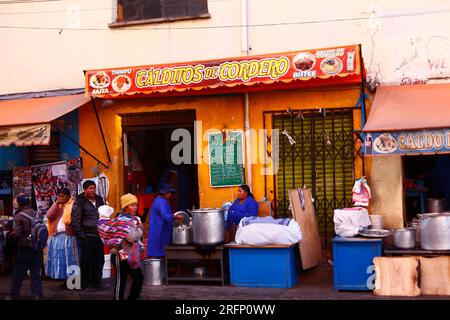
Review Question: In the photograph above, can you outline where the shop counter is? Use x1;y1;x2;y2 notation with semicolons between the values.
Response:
384;246;450;256
225;242;299;288
333;236;382;291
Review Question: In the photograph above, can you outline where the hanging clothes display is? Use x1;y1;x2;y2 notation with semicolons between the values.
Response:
67;158;84;198
78;173;110;203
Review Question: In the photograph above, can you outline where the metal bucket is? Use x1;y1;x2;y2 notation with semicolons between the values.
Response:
142;258;166;286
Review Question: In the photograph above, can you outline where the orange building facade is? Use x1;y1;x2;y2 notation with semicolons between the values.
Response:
80;45;369;244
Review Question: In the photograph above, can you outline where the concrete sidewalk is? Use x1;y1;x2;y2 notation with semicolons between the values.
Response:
0;264;448;300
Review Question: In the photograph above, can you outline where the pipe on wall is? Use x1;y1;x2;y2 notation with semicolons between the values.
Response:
241;0;253;191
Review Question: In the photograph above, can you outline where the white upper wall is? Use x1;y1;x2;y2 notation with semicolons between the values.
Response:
1;0;450;94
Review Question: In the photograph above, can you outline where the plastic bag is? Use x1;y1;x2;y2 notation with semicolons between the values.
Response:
235;218;302;245
352;177;371;207
334;207;371;237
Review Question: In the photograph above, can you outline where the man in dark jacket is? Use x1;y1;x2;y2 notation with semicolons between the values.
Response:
10;194;44;300
71;180;105;291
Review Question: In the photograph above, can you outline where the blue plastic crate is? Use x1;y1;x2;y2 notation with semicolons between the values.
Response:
333;236;382;291
227;244;299;288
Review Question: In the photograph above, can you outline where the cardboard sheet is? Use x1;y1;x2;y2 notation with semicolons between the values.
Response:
289;188;323;269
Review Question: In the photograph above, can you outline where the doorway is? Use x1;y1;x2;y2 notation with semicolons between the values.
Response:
121;110;199;222
403;154;450;221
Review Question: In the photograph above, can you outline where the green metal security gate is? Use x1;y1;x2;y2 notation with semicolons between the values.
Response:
264;108;358;248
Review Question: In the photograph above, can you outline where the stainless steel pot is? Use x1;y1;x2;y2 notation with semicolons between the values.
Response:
418;212;450;250
142;258;166;286
172;226;192;245
408;221;420;243
393;228;416;249
190;208;225;245
426;198;446;213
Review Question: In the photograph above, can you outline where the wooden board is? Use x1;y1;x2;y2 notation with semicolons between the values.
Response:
288;188;322;269
373;257;421;297
419;256;450;296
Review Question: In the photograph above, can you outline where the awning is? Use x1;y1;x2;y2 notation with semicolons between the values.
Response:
0;94;90;147
362;84;450;155
85;44;362;99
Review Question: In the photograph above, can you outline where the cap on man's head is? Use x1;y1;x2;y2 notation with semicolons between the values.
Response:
82;180;96;190
16;194;31;207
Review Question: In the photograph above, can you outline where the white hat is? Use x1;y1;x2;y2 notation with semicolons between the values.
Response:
98;205;114;219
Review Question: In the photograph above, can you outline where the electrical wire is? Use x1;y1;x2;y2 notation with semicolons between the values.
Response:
0;7;113;15
0;0;228;13
0;8;449;31
0;0;62;4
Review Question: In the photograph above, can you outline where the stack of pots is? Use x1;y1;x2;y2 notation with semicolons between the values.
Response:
369;215;384;229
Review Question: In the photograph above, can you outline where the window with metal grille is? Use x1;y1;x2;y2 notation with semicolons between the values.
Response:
27;131;61;165
117;0;209;23
268;109;356;247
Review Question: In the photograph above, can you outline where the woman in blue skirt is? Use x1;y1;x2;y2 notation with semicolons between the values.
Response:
45;188;80;286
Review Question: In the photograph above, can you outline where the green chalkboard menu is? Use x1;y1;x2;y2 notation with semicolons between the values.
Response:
208;131;245;187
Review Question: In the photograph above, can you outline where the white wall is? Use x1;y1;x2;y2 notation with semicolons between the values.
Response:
1;0;450;94
248;0;450;87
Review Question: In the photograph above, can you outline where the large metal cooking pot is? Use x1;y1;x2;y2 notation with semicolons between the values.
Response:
190;208;225;245
426;198;446;213
172;226;192;245
142;258;166;286
418;212;450;250
393;228;416;249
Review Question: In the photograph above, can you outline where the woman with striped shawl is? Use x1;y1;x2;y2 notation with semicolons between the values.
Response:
98;193;144;300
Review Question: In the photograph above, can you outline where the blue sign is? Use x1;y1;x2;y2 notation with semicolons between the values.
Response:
365;130;450;155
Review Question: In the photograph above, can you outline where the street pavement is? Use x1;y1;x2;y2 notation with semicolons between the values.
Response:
0;264;449;300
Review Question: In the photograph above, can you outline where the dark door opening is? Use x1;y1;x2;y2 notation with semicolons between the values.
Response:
121;110;199;222
403;154;450;221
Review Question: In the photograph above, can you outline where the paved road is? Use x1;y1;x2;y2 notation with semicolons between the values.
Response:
0;264;448;300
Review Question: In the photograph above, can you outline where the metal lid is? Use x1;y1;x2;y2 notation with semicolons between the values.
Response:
394;228;416;233
173;211;190;227
418;212;450;219
143;258;165;263
190;208;224;214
